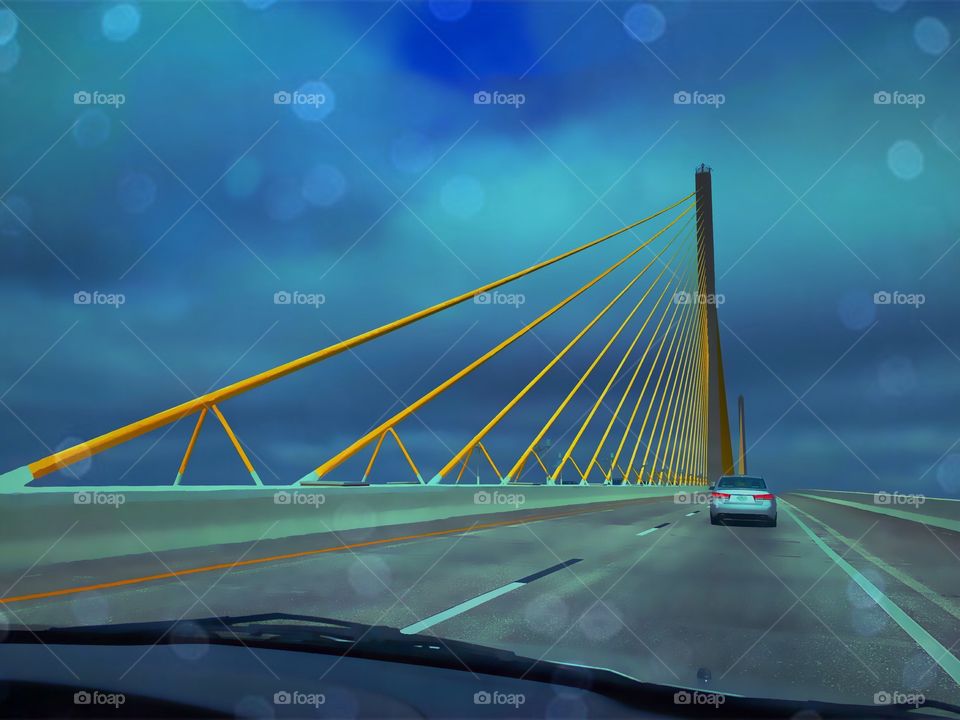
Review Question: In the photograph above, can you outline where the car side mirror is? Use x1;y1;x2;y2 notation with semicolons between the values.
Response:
708;484;715;491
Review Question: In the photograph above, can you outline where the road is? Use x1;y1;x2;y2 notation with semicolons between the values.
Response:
2;491;959;707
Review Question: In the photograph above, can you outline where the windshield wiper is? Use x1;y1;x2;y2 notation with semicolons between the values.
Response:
7;613;959;719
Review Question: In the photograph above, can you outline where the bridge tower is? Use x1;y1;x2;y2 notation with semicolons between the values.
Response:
695;165;734;481
737;394;747;475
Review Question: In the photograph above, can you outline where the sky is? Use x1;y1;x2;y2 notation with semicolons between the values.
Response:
1;0;959;496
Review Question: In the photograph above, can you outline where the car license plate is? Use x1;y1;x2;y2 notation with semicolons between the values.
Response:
732;494;754;503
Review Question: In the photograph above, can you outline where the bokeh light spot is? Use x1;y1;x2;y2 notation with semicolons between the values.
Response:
264;177;307;222
302;163;346;207
441;175;484;219
74;109;112;148
101;3;141;43
0;8;18;46
0;195;32;238
224;156;263;199
624;3;667;43
877;356;917;396
837;290;876;330
291;80;335;123
391;132;436;175
0;37;20;73
914;17;950;55
428;0;472;22
936;454;960;494
887;140;923;180
873;0;906;11
118;172;157;213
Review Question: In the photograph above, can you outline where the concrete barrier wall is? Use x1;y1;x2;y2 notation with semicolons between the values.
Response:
0;485;695;573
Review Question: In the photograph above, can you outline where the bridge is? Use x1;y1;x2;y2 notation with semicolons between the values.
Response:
1;168;959;705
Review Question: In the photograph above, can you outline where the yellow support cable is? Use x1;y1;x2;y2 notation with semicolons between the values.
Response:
664;311;700;484
690;278;707;485
502;222;695;485
210;404;262;486
699;300;710;483
309;203;696;484
174;406;208;485
21;194;693;482
667;241;707;484
576;238;696;484
644;298;699;485
675;317;701;485
551;226;695;482
624;292;697;484
686;272;709;485
437;216;691;484
605;260;695;483
660;269;703;485
436;220;686;483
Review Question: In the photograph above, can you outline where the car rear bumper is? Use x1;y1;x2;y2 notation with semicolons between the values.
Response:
710;500;777;521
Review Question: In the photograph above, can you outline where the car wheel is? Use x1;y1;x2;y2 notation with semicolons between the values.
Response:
769;516;777;527
710;514;721;525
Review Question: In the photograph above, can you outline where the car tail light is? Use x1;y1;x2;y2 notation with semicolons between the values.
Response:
710;491;730;499
754;493;775;500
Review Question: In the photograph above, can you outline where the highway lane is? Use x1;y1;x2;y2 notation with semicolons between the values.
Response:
2;491;959;707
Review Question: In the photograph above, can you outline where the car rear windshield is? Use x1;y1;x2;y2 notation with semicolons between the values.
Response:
717;476;766;489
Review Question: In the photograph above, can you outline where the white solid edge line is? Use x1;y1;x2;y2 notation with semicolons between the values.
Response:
782;503;960;685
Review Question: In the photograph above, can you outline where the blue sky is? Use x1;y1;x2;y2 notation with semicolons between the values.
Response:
1;0;959;495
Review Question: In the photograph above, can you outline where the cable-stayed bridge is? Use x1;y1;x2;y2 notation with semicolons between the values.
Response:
2;166;734;493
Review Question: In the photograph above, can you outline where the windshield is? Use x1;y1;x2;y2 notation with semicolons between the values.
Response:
1;0;959;716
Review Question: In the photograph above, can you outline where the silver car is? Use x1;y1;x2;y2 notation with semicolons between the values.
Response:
709;475;777;526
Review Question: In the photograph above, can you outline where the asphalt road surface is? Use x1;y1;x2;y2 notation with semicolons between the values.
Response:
2;492;959;706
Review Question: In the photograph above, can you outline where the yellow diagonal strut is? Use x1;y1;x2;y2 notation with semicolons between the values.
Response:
210;404;262;486
304;203;695;485
17;193;693;483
